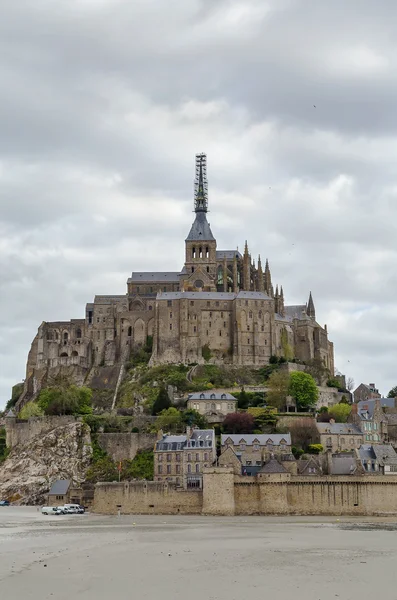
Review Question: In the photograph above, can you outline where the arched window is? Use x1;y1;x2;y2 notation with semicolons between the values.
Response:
127;326;132;337
76;328;82;339
259;310;262;319
192;247;196;259
188;464;192;473
200;393;205;399
46;331;53;341
210;393;215;399
148;305;152;311
60;352;68;357
249;311;253;319
195;464;200;473
221;394;226;399
206;246;209;258
71;350;78;357
63;332;68;345
211;402;216;411
199;247;203;258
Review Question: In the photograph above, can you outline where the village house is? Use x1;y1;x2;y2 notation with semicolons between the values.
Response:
221;433;292;475
316;421;363;453
186;391;237;423
154;428;216;489
357;444;397;474
349;399;388;443
353;383;381;404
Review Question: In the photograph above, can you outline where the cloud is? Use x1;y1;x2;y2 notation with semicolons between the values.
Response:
1;0;397;406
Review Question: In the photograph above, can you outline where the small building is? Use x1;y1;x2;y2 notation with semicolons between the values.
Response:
297;456;322;476
154;428;216;489
316;421;363;453
329;453;358;475
47;480;71;506
358;444;397;474
353;383;381;404
349;399;388;443
221;433;292;475
187;391;237;423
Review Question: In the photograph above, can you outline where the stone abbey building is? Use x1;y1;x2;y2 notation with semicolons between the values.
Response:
22;154;334;401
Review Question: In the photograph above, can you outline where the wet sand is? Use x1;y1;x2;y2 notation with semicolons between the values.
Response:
1;507;397;599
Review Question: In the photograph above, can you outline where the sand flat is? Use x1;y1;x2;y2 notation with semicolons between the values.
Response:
1;507;397;599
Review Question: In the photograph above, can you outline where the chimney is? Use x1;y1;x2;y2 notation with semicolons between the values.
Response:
186;426;192;438
329;418;335;425
369;383;375;389
351;403;358;415
157;428;164;441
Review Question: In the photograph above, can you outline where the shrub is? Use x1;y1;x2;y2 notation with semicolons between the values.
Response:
201;344;212;362
151;385;171;415
37;385;93;416
266;370;290;409
326;378;340;388
328;403;352;423
182;409;208;429
289;418;320;452
18;402;44;419
307;444;323;454
155;408;183;432
292;446;305;458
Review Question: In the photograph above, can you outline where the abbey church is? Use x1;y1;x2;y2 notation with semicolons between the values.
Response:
22;154;334;400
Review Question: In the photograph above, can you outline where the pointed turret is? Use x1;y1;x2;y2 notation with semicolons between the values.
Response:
279;286;285;317
264;259;272;295
257;255;264;292
243;241;251;290
307;291;316;319
233;253;238;293
223;253;228;292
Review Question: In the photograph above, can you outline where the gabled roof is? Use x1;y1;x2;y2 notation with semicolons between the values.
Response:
330;455;357;475
190;429;215;443
357;398;396;419
297;456;321;475
259;458;288;474
372;444;397;466
216;250;242;260
317;423;362;435
49;480;71;496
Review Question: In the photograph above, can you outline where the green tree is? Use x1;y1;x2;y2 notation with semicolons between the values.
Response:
237;387;250;409
182;409;208;429
387;386;397;398
266;370;290;409
37;385;92;415
222;412;255;434
307;444;323;454
289;371;318;410
280;328;294;361
155;407;183;432
152;385;171;415
328;403;352;423
86;456;119;483
121;450;154;480
18;402;44;419
326;377;340;388
201;344;212;362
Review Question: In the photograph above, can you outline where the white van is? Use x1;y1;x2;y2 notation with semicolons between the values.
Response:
41;506;61;515
63;504;84;514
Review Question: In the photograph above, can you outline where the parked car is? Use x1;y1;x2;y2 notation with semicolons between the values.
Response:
64;504;84;514
41;506;61;515
0;500;10;506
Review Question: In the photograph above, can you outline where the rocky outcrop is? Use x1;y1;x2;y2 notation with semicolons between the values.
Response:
0;421;92;505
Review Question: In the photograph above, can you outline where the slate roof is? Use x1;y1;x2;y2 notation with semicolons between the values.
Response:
157;291;236;301
156;435;187;451
236;291;271;300
357;398;396;419
188;392;237;401
260;458;288;474
297;457;322;475
190;429;215;443
128;272;181;283
317;423;362;435
48;480;71;496
284;305;307;319
186;212;215;241
216;250;242;260
330;455;357;475
372;444;397;466
94;295;125;304
221;433;291;446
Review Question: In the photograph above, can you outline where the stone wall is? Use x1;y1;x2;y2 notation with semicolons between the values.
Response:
96;432;157;461
5;415;81;448
93;481;203;514
93;471;397;516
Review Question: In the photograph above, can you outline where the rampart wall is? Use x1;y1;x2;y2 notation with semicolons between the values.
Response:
5;415;81;448
96;433;157;461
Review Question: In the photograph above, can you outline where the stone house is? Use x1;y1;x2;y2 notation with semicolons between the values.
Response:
221;433;292;475
297;456;322;476
154;428;216;489
349;399;388;443
47;480;71;506
353;383;381;404
357;444;397;474
187;391;237;423
316;421;363;453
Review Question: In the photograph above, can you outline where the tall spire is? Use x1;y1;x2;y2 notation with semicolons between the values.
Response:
307;291;316;319
233;253;238;293
243;241;251;290
194;153;208;213
264;258;272;295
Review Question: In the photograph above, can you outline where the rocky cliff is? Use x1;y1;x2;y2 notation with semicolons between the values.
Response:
0;421;92;505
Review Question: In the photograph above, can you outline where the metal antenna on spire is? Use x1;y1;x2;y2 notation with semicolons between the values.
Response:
194;153;208;212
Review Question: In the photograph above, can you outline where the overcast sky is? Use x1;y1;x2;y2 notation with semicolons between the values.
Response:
1;0;397;408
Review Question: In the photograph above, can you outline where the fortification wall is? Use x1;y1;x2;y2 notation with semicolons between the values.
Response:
93;481;203;514
5;416;81;448
96;433;157;461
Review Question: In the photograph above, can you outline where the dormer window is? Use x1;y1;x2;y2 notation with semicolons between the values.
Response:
210;393;216;399
221;394;226;399
200;393;205;399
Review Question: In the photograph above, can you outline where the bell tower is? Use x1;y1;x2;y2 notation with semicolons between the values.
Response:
183;154;217;290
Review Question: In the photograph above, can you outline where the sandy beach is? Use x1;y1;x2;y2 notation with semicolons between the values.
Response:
1;507;397;599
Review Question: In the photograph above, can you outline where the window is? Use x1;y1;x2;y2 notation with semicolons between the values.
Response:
207;301;210;307
176;464;181;474
246;461;252;466
195;464;200;473
163;287;167;292
176;454;181;462
191;267;195;273
190;301;194;306
261;325;264;332
216;301;219;307
253;444;259;451
158;465;163;474
204;453;208;461
76;328;82;339
221;312;223;318
209;312;212;318
219;330;222;336
158;454;163;462
127;326;132;337
170;324;172;330
188;453;192;462
247;338;250;344
192;247;196;259
249;311;252;318
199;247;203;258
167;300;172;307
149;305;152;311
167;454;171;462
97;331;100;340
373;423;378;431
209;322;211;328
96;317;100;323
340;438;345;446
206;246;209;258
256;461;261;466
194;326;196;333
167;465;171;474
88;310;93;324
188;464;192;473
170;312;172;319
240;443;246;451
224;321;226;327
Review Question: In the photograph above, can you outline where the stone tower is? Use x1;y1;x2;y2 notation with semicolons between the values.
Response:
184;154;217;290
